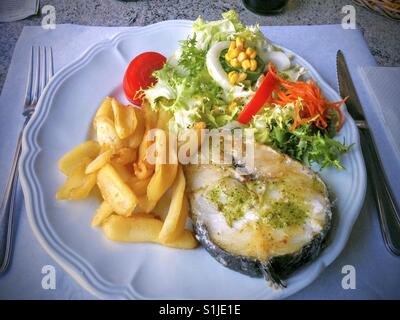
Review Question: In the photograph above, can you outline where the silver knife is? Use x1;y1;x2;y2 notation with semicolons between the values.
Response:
337;50;400;256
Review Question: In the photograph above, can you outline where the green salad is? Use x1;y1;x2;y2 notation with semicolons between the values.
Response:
143;10;351;169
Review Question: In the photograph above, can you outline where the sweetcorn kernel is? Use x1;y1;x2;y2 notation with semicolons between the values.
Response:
230;58;240;68
237;52;247;63
228;71;239;84
229;48;240;59
245;47;254;56
238;73;247;82
242;59;251;71
236;37;244;49
250;59;258;71
246;47;257;59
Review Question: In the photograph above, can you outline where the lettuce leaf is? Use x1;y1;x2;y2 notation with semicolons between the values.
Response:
251;104;352;169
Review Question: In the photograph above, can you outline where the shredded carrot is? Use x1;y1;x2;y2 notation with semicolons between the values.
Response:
267;63;347;131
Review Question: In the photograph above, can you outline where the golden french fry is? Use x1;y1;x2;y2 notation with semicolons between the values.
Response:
156;108;172;131
96;115;123;150
142;100;158;131
91;201;114;227
110;161;133;184
93;97;113;130
58;141;100;176
147;130;178;202
127;108;145;149
162;227;197;249
137;195;158;213
176;197;189;231
136;130;156;168
112;147;137;165
151;189;172;221
111;98;137;139
56;158;97;200
57;96;199;250
97;164;137;216
102;214;198;249
129;176;152;196
133;160;154;180
102;214;160;242
147;163;177;202
158;166;186;243
85;149;113;174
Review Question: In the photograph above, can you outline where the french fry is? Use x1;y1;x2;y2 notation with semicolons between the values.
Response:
127;108;145;149
93;96;113;130
97;164;137;216
102;214;198;249
56;157;97;200
133;161;154;180
96;115;123;150
111;98;137;139
129;176;152;197
111;147;137;165
137;195;158;213
156;108;172;131
111;161;134;184
91;201;113;227
85;149;113;174
133;128;156;179
58;141;100;176
147;130;178;202
58;96;199;250
142;100;158;131
137;130;156;167
158;166;186;243
162;227;197;249
175;197;189;235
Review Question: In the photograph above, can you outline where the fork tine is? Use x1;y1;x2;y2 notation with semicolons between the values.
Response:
31;46;41;105
24;47;34;106
48;47;54;80
40;46;47;95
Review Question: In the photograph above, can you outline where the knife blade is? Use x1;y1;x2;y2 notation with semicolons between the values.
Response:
337;50;365;122
336;50;400;256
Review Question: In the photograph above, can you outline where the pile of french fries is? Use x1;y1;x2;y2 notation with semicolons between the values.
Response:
56;97;198;249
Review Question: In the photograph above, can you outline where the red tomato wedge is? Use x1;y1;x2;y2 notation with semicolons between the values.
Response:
123;52;167;105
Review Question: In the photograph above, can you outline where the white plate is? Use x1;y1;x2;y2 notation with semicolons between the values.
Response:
19;20;366;299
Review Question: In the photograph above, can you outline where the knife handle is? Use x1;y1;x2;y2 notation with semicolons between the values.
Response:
360;129;400;256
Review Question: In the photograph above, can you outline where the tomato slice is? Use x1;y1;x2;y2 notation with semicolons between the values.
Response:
123;52;167;105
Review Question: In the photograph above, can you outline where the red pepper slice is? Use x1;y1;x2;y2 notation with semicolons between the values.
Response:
237;71;277;124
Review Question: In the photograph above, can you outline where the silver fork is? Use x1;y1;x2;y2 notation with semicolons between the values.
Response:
0;46;54;273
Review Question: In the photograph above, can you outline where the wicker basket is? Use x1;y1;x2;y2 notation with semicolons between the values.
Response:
354;0;400;20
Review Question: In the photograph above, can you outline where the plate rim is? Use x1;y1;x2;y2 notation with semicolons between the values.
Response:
19;20;367;300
